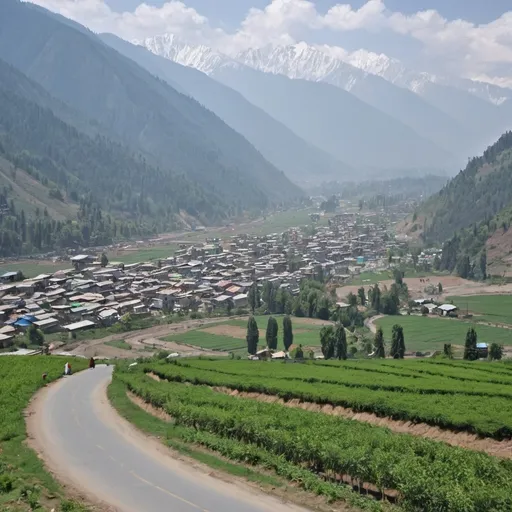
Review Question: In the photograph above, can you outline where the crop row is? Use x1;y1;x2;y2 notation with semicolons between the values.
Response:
319;359;512;387
183;359;512;398
110;377;384;512
145;361;512;438
117;363;512;512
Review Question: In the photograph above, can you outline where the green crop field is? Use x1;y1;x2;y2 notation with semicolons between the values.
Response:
114;358;512;511
0;260;71;279
163;330;247;353
0;356;88;511
162;316;334;353
375;314;512;351
449;295;512;326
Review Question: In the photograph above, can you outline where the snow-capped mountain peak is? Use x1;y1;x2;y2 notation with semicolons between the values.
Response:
135;34;512;106
133;33;230;75
236;43;365;92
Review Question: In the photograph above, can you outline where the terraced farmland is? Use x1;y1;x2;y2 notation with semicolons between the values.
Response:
114;358;512;511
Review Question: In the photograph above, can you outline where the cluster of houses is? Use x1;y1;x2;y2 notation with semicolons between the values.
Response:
0;213;395;350
413;299;459;317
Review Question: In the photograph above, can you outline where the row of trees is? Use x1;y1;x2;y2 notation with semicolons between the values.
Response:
372;325;406;359
249;280;337;322
319;324;347;360
246;315;294;355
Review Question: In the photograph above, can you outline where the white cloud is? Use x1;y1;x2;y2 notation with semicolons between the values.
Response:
25;0;213;43
323;0;386;31
225;0;318;53
24;0;512;81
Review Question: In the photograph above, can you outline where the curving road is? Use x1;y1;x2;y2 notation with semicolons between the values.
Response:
29;366;307;512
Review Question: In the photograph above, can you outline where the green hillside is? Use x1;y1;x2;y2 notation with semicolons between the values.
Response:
402;131;512;244
0;58;231;256
0;0;301;211
399;132;512;277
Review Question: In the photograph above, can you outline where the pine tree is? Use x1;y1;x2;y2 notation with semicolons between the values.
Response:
265;316;278;350
248;283;260;314
390;324;405;359
334;323;347;360
464;327;478;360
283;315;294;351
374;327;385;358
320;325;335;360
246;316;259;355
357;286;366;306
480;250;487;280
371;284;381;312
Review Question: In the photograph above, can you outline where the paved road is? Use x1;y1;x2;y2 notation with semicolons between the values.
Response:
34;366;306;512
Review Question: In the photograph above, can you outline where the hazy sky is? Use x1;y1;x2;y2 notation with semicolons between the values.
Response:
26;0;512;86
104;0;512;27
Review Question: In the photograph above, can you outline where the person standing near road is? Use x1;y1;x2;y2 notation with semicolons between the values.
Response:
64;362;72;375
89;357;95;369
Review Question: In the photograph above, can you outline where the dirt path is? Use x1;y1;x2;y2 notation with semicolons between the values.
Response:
364;315;384;334
67;316;239;359
26;368;313;512
213;387;512;459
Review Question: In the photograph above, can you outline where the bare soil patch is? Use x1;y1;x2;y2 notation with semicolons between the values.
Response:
293;318;334;327
214;387;512;459
67;317;236;359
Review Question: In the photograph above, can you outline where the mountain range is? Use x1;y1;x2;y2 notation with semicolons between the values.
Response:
136;34;457;174
0;1;302;212
100;34;349;185
0;0;309;256
136;34;512;174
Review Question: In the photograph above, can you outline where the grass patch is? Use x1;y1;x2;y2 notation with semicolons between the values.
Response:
107;244;179;265
104;339;132;350
163;316;331;353
163;330;247;353
107;378;284;489
0;261;71;279
0;356;89;511
376;314;512;351
448;295;512;326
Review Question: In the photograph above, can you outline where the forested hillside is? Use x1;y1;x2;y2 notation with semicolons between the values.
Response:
404;132;512;243
0;0;301;212
0;60;228;256
400;132;512;278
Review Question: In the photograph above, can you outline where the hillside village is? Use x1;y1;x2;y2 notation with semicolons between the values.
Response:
0;211;404;352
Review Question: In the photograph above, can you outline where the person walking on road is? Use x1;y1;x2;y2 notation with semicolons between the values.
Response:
89;357;95;369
